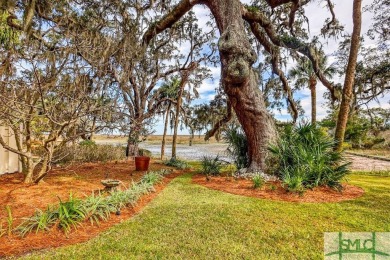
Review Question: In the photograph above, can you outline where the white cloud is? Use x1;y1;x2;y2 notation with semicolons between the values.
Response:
192;5;214;30
197;79;218;95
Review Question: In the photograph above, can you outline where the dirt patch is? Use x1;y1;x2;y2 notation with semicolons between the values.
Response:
192;175;364;203
0;160;181;257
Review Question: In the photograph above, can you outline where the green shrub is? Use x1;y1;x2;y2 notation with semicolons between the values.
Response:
106;190;132;210
341;142;353;150
83;193;115;225
139;148;152;157
114;171;167;208
17;206;58;237
141;171;164;184
137;181;156;193
201;156;223;176
79;140;97;147
17;192;93;236
252;174;265;189
128;182;150;197
343;114;385;149
223;126;249;170
57;194;86;234
164;158;189;169
282;172;304;193
269;123;350;191
360;137;385;149
121;187;143;205
54;144;126;164
269;184;277;191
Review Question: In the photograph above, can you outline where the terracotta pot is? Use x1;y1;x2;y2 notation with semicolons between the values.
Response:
135;156;150;171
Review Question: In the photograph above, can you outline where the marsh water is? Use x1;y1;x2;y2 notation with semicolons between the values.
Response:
95;138;390;171
140;143;230;161
96;138;231;161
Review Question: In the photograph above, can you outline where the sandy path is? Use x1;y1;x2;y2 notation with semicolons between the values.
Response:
347;155;390;172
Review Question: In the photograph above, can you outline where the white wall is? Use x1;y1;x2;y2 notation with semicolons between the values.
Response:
0;126;21;174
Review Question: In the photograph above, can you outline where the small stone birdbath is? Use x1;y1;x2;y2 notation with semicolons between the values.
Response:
101;179;120;192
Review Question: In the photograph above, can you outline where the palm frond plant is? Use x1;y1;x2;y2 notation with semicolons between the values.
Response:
201;156;223;177
252;174;265;189
269;123;350;192
223;126;249;170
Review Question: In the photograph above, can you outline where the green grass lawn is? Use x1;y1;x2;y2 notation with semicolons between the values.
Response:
21;173;390;259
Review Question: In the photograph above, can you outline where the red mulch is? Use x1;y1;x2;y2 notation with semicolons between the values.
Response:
0;160;181;257
192;175;364;203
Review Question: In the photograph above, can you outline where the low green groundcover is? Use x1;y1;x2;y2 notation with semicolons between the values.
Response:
21;172;389;259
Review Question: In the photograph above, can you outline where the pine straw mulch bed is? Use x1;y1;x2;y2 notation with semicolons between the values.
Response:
0;160;182;257
192;175;364;203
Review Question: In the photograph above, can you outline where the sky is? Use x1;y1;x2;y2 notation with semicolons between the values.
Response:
152;0;389;135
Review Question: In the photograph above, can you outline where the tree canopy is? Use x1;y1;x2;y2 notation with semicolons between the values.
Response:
0;0;388;181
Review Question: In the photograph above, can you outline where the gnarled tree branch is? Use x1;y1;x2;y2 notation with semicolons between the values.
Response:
250;23;299;122
242;5;338;101
205;101;233;141
142;0;199;45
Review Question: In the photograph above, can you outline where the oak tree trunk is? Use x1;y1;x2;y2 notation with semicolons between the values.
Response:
126;120;142;157
34;154;49;184
205;0;277;173
142;0;277;174
23;157;35;184
334;0;362;151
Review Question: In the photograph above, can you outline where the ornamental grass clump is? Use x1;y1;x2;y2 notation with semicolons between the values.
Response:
57;194;86;234
164;158;189;169
201;156;223;176
54;142;126;164
83;193;115;225
16;170;168;237
252;174;265;189
268;123;350;192
223;126;249;170
16;206;58;237
141;170;165;184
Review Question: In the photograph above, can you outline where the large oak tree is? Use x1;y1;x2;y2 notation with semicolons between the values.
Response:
142;0;340;175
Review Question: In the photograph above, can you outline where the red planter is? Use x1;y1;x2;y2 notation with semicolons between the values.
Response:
135;156;150;171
